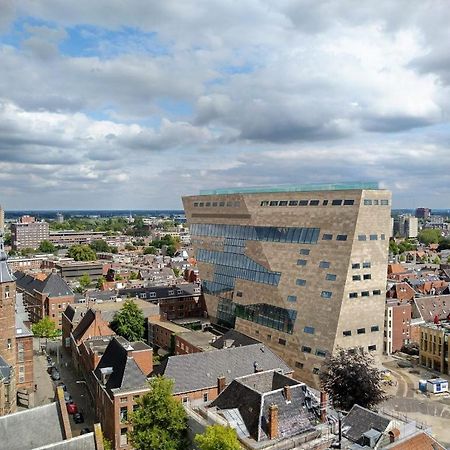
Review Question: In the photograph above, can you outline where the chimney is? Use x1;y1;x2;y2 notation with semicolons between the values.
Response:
389;429;400;443
320;391;328;422
268;404;278;440
217;376;226;395
283;385;291;402
253;362;263;373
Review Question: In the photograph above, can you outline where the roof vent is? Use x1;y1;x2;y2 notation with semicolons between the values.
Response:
100;367;113;385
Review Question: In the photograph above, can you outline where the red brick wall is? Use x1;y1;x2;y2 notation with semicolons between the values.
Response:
174;335;202;355
16;335;33;390
391;303;412;353
132;349;153;376
46;295;75;330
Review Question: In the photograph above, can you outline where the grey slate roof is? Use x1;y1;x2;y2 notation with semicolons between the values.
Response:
0;402;65;450
211;329;260;349
94;337;149;393
211;370;316;442
34;432;97;450
16;316;33;338
0;354;11;381
342;405;391;444
154;343;292;394
15;271;73;297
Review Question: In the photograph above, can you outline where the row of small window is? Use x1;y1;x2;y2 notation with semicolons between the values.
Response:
301;346;328;358
343;326;380;336
295;273;337;287
193;201;241;208
352;274;372;281
364;199;389;206
322;233;348;241
297;259;331;269
349;290;382;298
358;234;386;241
288;290;333;302
352;262;371;269
260;199;355;207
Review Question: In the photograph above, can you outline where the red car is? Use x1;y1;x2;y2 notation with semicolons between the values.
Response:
66;402;78;414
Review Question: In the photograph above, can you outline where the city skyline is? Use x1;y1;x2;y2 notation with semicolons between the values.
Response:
1;2;450;209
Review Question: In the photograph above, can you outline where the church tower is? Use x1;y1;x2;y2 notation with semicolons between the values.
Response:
0;233;17;414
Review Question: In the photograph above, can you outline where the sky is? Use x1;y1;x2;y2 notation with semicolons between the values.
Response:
0;1;450;210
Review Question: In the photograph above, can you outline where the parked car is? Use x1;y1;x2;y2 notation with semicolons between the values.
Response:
66;402;78;415
57;382;67;392
73;412;84;424
47;363;55;374
51;369;61;381
63;391;72;403
80;428;90;435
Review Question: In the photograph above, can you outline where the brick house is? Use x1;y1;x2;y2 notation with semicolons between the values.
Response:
15;317;33;390
384;300;413;354
92;337;153;449
15;271;74;329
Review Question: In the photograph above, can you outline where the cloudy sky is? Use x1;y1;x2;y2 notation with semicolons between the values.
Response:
0;1;449;210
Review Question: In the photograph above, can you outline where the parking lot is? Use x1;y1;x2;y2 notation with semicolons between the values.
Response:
381;356;450;447
36;339;95;436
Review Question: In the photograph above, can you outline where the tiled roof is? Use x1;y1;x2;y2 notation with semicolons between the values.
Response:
154;343;292;394
94;337;149;393
413;295;450;322
211;329;260;349
71;309;114;342
385;431;446;449
342;405;390;443
15;271;73;297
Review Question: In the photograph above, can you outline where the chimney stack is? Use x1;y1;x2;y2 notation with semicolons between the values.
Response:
217;376;226;395
320;391;327;422
283;385;291;402
268;404;278;440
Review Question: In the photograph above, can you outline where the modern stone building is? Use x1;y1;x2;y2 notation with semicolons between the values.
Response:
183;182;391;385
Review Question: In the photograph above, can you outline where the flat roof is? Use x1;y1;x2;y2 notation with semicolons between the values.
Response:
198;181;379;195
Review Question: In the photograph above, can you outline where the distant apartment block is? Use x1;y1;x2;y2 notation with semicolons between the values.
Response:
49;230;106;246
393;215;418;238
183;182;391;385
415;207;431;219
11;216;49;250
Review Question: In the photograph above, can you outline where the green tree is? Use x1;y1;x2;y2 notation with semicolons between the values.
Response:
125;243;136;251
96;276;106;290
319;347;386;412
389;239;399;255
68;244;97;261
38;240;56;253
21;247;35;256
433;256;441;265
110;299;145;341
418;229;441;245
195;425;241;450
144;246;157;255
90;239;110;252
3;232;11;246
31;317;58;339
79;273;91;290
129;377;188;450
129;271;139;280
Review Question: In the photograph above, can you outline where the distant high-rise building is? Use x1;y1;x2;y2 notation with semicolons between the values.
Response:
393;215;418;238
183;182;391;385
0;206;4;234
11;216;49;251
415;208;431;219
56;213;64;224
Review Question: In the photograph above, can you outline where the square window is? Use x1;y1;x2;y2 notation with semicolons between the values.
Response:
297;259;307;266
287;295;297;303
279;201;288;206
373;200;379;205
309;200;320;206
212;202;218;207
362;262;371;268
352;275;361;281
315;349;327;358
269;201;279;206
298;200;308;206
373;289;381;295
193;202;199;207
343;330;351;337
357;328;366;334
336;234;347;241
332;199;343;206
288;200;298;206
361;291;370;297
260;201;269;206
368;345;377;351
349;292;358;299
371;325;379;332
205;202;211;207
296;279;306;286
364;199;372;205
236;291;243;297
295;361;304;369
322;234;333;240
358;235;366;241
313;367;320;375
381;199;389;205
321;291;332;299
352;263;360;269
370;234;378;241
278;338;286;346
302;346;311;353
219;201;225;207
380;234;386;240
363;274;371;280
304;326;315;334
326;273;337;281
319;261;330;269
343;199;354;205
299;249;310;255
